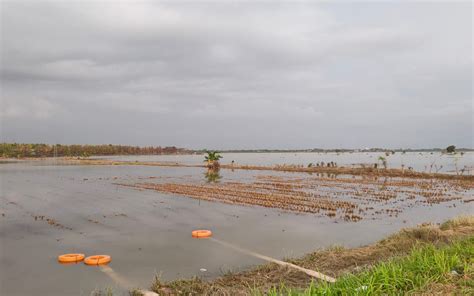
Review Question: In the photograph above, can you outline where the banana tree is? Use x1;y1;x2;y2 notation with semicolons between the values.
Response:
204;150;223;169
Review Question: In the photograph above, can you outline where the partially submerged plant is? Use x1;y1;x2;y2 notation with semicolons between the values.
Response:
204;150;223;169
378;156;388;169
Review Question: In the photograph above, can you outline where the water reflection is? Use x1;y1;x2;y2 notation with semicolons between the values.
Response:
313;172;340;179
205;168;222;183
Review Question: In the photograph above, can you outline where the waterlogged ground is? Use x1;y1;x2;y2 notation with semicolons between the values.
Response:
93;151;474;174
119;172;473;222
0;158;473;295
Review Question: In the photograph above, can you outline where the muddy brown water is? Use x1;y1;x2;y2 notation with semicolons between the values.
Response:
0;161;472;295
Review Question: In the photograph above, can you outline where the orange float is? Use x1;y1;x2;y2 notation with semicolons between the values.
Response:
192;229;212;238
58;253;85;263
84;255;111;265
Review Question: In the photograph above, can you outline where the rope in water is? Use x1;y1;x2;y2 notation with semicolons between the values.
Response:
99;265;158;296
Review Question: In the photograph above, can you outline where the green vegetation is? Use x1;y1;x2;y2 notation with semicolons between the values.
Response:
446;145;456;153
261;236;473;295
204;150;223;169
0;143;187;158
204;150;223;162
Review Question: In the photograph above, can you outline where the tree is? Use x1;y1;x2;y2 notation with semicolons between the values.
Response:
446;145;456;153
0;143;189;158
204;150;223;169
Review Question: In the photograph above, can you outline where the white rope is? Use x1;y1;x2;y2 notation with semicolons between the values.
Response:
99;265;159;296
209;237;336;283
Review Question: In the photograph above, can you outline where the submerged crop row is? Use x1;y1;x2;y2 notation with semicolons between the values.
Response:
117;173;474;221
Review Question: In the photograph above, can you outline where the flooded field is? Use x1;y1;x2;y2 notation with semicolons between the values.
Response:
119;173;473;221
93;152;474;174
1;155;473;295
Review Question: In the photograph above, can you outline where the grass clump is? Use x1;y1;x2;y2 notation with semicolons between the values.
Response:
90;288;114;296
262;236;473;295
129;289;144;296
440;215;474;230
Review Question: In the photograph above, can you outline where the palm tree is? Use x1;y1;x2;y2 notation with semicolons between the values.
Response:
204;150;223;169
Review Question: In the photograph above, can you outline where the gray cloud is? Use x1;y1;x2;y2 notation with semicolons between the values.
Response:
1;1;472;149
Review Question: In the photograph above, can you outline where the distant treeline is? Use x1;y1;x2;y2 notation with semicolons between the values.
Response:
0;143;190;158
2;143;472;158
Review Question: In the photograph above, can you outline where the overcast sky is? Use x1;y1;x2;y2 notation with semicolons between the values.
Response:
1;1;472;149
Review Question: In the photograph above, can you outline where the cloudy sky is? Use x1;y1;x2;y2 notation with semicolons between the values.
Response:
1;1;472;149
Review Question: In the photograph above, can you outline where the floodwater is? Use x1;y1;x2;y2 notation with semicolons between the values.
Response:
0;156;473;296
93;151;474;174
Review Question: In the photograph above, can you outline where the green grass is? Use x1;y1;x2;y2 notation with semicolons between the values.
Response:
259;236;473;296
